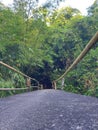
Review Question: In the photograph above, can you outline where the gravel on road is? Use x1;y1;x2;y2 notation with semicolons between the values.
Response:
0;90;98;130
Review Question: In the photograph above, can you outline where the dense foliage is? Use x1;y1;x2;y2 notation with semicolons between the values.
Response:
0;0;98;97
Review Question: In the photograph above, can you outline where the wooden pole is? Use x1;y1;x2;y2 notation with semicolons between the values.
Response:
52;81;57;90
0;88;29;91
55;31;98;82
0;61;39;86
0;61;29;78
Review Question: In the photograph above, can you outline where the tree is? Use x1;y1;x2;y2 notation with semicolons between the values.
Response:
87;0;98;16
13;0;39;19
42;0;65;10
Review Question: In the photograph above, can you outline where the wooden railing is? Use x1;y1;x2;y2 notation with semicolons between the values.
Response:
52;31;98;89
0;61;40;91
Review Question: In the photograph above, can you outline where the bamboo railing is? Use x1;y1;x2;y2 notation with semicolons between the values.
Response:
53;31;98;89
0;61;39;91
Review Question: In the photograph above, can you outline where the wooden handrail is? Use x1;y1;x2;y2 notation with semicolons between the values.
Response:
0;61;39;85
0;61;28;78
54;31;98;83
0;86;38;91
0;88;29;91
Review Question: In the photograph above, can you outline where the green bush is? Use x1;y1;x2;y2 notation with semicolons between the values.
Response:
0;79;14;97
64;85;78;93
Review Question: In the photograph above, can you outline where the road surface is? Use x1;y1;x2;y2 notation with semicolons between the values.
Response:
0;90;98;130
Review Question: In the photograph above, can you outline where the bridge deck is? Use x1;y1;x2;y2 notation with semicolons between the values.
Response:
0;90;98;130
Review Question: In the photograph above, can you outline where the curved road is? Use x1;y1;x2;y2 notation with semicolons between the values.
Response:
0;90;98;130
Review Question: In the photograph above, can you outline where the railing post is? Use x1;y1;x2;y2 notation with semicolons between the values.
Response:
52;81;57;90
26;78;31;91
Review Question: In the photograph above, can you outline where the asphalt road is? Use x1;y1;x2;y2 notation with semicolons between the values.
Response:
0;90;98;130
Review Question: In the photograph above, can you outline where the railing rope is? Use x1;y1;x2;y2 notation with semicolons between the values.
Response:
54;31;98;84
